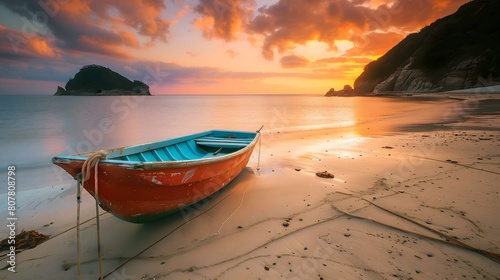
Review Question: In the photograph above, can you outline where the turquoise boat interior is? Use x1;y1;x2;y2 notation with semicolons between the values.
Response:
54;130;258;164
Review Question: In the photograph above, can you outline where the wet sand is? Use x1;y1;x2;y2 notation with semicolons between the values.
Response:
1;92;499;279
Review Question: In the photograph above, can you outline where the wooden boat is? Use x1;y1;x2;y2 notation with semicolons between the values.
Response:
52;129;260;223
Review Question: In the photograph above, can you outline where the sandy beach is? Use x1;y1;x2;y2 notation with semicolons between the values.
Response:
1;93;500;280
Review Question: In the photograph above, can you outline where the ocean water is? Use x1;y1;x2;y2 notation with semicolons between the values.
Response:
0;94;459;192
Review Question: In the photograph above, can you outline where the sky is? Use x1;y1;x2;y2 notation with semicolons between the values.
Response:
0;0;469;95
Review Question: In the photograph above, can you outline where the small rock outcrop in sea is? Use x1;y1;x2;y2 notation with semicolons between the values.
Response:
54;64;152;96
326;0;500;96
55;86;67;96
324;85;356;96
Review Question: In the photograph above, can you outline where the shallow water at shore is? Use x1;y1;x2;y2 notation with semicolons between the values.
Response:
0;94;469;191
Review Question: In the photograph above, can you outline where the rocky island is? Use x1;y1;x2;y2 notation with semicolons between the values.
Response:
327;0;500;96
54;64;152;96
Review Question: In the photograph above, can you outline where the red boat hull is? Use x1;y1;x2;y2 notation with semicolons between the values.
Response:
54;146;255;223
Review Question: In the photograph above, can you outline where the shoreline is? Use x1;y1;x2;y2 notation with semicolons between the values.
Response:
326;85;500;100
1;95;499;279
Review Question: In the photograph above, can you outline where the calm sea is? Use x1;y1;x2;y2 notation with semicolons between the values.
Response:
0;94;459;192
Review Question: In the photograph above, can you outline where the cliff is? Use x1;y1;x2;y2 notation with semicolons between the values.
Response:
54;65;152;96
352;0;500;95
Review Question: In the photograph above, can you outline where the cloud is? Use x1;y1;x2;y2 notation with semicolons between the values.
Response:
90;0;169;40
280;54;310;68
0;0;170;59
347;31;405;56
0;25;60;62
368;0;469;32
170;3;193;27
193;0;255;41
314;56;373;65
247;0;370;60
225;49;237;58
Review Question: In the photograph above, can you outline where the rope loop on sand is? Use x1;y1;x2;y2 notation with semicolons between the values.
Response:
76;150;107;280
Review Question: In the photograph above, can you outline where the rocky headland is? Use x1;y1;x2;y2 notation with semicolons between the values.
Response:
54;65;152;96
327;0;500;96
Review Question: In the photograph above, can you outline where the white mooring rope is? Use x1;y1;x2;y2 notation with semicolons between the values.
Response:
77;150;107;280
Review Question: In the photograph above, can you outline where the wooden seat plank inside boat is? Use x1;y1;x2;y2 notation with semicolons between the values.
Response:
194;137;253;148
194;141;248;148
196;137;254;143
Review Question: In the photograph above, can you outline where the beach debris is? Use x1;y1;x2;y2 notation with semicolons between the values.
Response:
446;159;459;164
295;168;301;171
0;230;49;251
62;261;71;271
282;218;292;227
316;171;334;178
344;233;351;237
382;146;394;149
264;265;270;271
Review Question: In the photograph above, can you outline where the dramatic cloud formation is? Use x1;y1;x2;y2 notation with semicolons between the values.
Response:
0;0;471;94
0;0;170;58
245;0;468;60
247;0;368;59
193;0;255;41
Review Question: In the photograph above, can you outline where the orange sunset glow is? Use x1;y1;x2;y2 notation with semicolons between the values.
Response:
0;0;468;95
